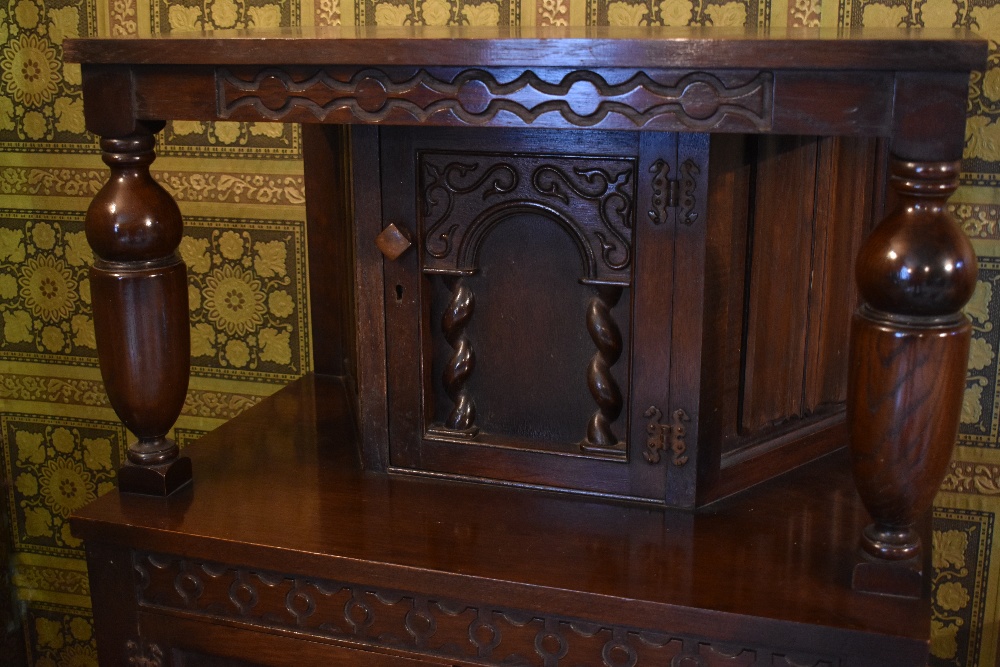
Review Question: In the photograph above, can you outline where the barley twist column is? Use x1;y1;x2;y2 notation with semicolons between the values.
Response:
581;285;624;453
442;275;477;433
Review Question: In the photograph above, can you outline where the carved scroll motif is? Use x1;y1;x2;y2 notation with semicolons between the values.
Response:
217;68;774;131
581;286;625;453
419;153;635;284
134;551;837;666
422;161;518;260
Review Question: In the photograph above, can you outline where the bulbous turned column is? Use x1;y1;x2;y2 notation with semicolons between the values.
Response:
848;158;976;596
86;127;192;495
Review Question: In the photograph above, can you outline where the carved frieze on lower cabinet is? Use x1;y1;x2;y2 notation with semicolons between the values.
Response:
133;551;838;667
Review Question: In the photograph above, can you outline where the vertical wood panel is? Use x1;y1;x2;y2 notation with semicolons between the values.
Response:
740;136;818;432
303;125;358;380
665;132;710;507
697;135;751;479
630;131;678;499
350;126;392;471
803;136;877;412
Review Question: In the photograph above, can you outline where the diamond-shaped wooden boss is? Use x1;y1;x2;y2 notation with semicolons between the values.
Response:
375;223;413;260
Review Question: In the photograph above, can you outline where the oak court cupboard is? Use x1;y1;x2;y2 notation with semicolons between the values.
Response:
63;26;986;666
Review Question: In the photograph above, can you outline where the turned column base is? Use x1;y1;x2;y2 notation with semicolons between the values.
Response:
852;556;923;599
118;456;193;495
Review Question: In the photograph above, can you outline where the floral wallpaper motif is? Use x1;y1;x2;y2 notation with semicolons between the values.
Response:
961;272;1000;443
181;218;309;379
22;604;97;667
2;414;124;556
4;0;1000;663
931;509;994;664
594;0;754;27
0;0;93;150
0;212;95;363
153;0;296;32
362;0;515;26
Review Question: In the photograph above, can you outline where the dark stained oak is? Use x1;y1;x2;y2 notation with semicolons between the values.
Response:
73;375;932;667
86;130;192;495
847;158;977;595
66;25;988;665
64;25;985;70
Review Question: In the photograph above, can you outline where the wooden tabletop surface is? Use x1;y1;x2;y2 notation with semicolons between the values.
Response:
70;374;930;662
63;26;986;70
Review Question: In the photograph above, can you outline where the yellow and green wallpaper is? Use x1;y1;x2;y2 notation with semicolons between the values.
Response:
1;0;1000;662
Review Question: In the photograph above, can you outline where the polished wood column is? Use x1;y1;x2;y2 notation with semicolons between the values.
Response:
848;157;976;596
847;69;977;596
86;125;192;495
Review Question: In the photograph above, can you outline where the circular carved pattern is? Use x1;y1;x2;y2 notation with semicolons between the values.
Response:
469;618;501;652
356;76;389;113
672;655;705;667
174;571;204;606
285;585;317;622
534;630;568;661
456;79;491;114
229;576;259;615
602;640;638;667
566;79;602;117
405;608;437;642
345;594;374;632
678;81;721;121
258;74;291;112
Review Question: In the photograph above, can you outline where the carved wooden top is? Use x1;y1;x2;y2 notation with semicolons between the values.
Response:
64;26;985;71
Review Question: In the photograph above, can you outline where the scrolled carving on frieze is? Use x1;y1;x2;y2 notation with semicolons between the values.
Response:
419;153;636;284
133;551;840;667
217;67;773;131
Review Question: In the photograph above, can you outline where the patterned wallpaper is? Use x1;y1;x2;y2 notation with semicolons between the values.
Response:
0;0;999;662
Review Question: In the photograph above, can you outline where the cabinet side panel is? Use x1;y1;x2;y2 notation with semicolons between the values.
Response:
698;134;752;497
740;135;819;433
803;136;878;412
303;125;358;380
351;126;390;471
700;136;883;504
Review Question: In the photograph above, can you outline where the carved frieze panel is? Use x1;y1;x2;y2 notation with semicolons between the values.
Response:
133;551;839;667
419;152;636;284
217;67;774;132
